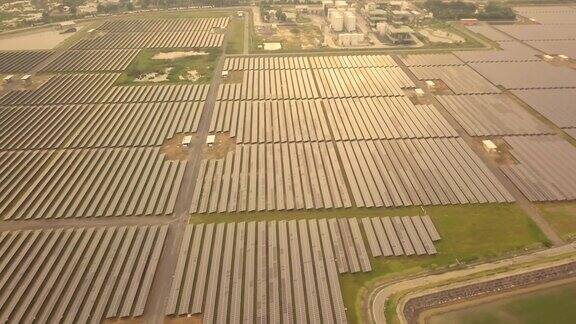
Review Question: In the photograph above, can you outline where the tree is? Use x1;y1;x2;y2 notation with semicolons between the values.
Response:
422;0;476;20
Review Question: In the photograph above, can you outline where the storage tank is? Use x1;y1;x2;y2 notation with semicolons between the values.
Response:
344;11;356;32
327;8;337;20
331;11;344;32
335;0;347;9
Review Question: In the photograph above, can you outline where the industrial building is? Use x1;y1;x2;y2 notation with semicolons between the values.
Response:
377;23;414;44
338;33;364;46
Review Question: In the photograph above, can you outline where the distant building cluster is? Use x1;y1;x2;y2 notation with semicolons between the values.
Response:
362;1;432;44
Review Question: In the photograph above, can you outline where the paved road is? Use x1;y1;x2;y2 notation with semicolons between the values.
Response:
142;20;231;323
370;242;576;324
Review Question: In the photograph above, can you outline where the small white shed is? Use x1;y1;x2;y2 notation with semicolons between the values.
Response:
415;88;425;97
206;135;216;147
21;74;32;85
181;135;193;148
482;140;497;153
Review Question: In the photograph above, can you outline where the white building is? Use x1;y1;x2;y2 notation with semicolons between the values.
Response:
338;33;363;46
343;11;356;32
78;4;98;15
331;11;344;31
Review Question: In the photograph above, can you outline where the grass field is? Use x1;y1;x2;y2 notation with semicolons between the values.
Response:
334;204;547;324
539;202;576;242
115;48;220;85
416;21;486;50
426;279;576;324
226;17;245;54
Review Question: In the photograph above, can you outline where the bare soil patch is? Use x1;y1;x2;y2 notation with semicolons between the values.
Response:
161;133;196;161
222;70;244;84
152;51;208;60
471;137;517;166
103;317;144;324
164;314;202;324
202;133;236;160
1;74;52;92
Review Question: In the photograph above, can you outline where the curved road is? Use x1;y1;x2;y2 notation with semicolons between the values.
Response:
370;242;576;324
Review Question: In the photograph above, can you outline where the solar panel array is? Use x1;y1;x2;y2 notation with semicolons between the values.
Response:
0;73;120;105
337;139;514;207
525;40;576;59
223;55;397;71
437;94;552;136
0;225;167;323
469;61;576;89
41;49;141;72
399;53;464;66
0;101;204;150
454;41;541;63
494;25;576;41
409;65;501;94
219;55;414;101
361;215;440;257
190;142;351;213
209;97;457;144
195;54;514;214
72;17;229;49
3;147;187;220
0;50;52;73
165;217;442;321
455;7;576;193
501;135;576;202
513;6;576;24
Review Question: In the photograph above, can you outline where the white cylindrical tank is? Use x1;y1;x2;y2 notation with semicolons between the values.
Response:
331;11;344;32
344;12;356;32
327;8;337;20
335;0;347;9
